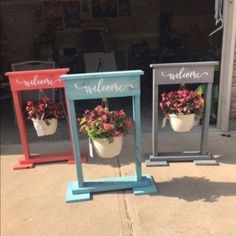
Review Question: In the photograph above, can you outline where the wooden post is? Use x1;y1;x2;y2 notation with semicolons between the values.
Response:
152;72;159;156
67;100;84;187
146;61;219;166
200;83;213;155
61;70;157;203
12;91;31;159
5;68;74;169
133;95;142;181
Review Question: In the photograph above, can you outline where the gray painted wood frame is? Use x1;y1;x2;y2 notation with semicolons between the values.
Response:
146;61;219;166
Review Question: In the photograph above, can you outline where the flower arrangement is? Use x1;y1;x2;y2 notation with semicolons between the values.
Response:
78;105;133;143
160;89;204;116
25;96;64;125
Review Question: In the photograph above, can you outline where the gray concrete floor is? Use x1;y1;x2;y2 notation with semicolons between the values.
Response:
1;97;236;236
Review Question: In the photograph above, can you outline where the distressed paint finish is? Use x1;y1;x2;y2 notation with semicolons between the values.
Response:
61;70;158;202
146;61;219;166
5;68;74;169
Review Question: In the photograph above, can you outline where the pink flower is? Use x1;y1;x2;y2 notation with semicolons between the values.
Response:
78;105;132;140
27;101;33;106
126;119;133;128
103;123;112;130
95;105;103;112
26;106;31;111
114;111;119;117
38;103;45;110
91;111;96;117
101;114;107;121
114;131;122;136
160;89;203;115
42;97;49;104
119;110;125;116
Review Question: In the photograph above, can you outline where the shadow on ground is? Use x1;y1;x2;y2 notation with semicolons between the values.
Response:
156;176;236;202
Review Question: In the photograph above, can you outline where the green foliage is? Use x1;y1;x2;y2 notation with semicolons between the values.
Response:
78;105;133;143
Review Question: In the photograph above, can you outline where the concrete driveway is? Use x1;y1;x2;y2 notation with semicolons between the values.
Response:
1;131;236;236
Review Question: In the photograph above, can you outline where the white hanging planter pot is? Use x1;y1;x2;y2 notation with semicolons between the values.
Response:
169;114;195;132
92;136;123;158
32;118;58;137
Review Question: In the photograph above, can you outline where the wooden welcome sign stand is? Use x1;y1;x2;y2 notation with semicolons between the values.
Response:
61;70;157;202
6;68;74;170
146;61;219;166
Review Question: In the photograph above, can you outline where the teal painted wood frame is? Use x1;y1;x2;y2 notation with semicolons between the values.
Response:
60;70;157;202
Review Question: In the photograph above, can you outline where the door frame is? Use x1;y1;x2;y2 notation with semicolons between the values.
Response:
217;0;236;131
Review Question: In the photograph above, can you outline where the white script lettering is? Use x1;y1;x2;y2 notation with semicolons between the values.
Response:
16;75;59;87
74;78;134;94
161;67;209;80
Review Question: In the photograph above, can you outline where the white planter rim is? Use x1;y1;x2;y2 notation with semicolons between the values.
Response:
169;113;195;118
92;135;123;158
169;113;195;132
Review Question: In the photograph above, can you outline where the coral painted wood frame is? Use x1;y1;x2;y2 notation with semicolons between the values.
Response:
5;68;74;170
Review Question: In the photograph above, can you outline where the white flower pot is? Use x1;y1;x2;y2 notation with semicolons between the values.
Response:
32;118;58;137
169;114;195;132
92;136;123;158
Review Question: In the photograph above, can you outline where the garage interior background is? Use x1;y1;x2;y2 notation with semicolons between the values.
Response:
0;0;222;123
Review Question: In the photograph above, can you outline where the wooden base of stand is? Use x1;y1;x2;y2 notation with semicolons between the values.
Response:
13;162;34;170
13;152;86;170
65;174;158;203
145;151;218;166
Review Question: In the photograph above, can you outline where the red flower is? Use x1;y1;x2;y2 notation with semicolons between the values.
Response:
27;101;33;106
25;96;64;120
114;111;119;117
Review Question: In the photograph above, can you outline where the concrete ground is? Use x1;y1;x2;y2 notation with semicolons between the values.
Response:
1;129;236;236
